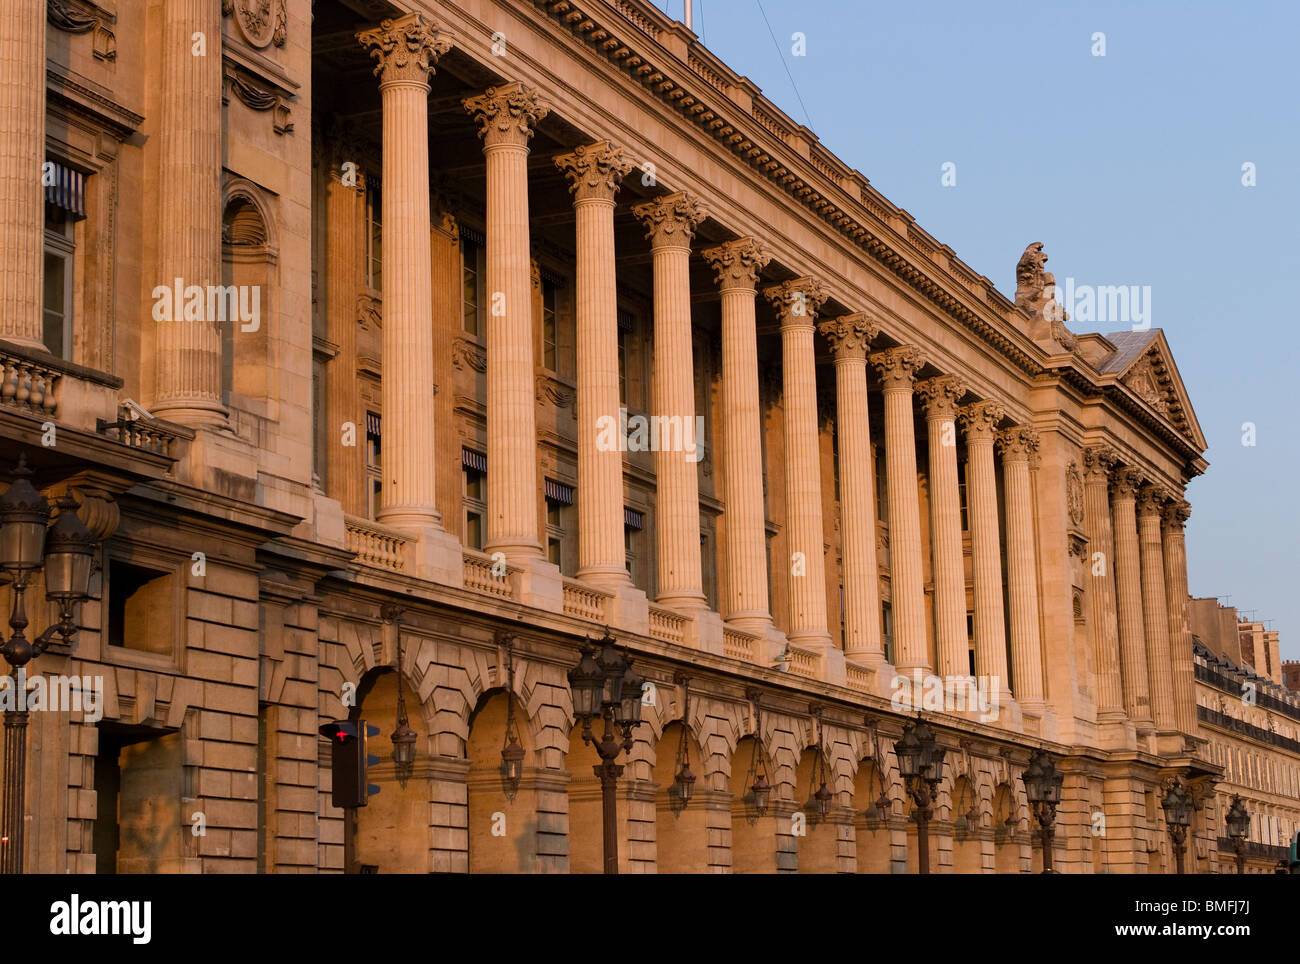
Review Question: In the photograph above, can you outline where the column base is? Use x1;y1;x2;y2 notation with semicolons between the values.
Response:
151;401;229;429
508;555;564;613
725;611;774;638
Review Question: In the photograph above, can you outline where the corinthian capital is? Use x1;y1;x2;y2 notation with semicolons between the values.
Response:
701;238;770;291
553;141;634;202
1136;483;1169;517
957;400;1006;440
1162;498;1191;529
357;14;454;87
631;192;706;248
763;277;828;330
817;313;879;359
1109;466;1143;501
1082;444;1119;482
916;375;968;419
868;346;924;390
463;82;550;149
996;425;1040;462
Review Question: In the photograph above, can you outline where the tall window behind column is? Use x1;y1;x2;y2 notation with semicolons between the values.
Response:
461;227;485;337
365;413;382;519
366;178;382;292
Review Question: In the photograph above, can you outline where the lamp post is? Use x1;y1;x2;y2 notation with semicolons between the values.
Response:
1224;795;1250;874
894;716;945;874
0;458;98;874
567;631;643;874
499;633;525;798
1160;778;1193;875
1022;748;1064;873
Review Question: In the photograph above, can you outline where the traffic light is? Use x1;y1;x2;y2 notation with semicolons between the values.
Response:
319;719;381;809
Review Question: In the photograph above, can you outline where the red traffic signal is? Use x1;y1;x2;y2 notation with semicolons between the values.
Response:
319;720;381;809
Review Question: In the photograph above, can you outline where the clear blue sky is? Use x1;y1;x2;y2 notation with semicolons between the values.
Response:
647;0;1300;660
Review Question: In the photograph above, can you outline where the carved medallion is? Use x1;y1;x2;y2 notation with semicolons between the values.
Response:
224;0;288;49
1066;461;1085;526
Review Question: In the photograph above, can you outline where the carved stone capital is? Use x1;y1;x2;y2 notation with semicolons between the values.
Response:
915;375;968;419
357;14;453;88
1109;466;1143;502
1136;483;1169;518
701;238;770;291
553;141;634;203
463;82;550;149
957;400;1006;440
631;192;706;249
868;346;924;391
764;277;828;331
817;313;879;360
1081;444;1119;483
1162;498;1191;529
996;425;1039;462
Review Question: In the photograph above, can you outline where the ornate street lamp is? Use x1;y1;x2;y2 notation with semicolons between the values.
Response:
1022;748;1064;874
671;675;696;806
568;630;642;874
744;695;773;817
499;633;525;798
1161;778;1193;875
895;716;944;874
0;460;99;873
1225;795;1250;874
389;619;417;789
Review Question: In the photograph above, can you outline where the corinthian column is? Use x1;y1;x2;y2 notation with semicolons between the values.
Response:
869;347;928;674
819;314;884;664
702;238;773;635
0;0;45;348
1162;499;1198;742
763;278;832;652
464;83;550;561
997;426;1045;710
1082;445;1125;723
555;142;634;589
152;0;226;425
959;401;1011;699
1137;485;1176;735
632;193;707;612
1110;468;1153;731
358;15;454;536
917;375;969;681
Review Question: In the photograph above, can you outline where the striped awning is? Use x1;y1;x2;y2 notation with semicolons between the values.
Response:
45;161;86;220
366;412;381;437
624;508;644;530
461;448;487;472
460;224;485;246
544;478;574;505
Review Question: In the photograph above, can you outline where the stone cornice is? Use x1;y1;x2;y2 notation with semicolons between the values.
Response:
46;65;142;137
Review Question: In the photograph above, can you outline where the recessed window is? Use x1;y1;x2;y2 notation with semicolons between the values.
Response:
541;278;558;371
366;179;382;291
43;205;75;360
365;413;382;520
463;449;487;551
462;234;484;336
107;560;174;655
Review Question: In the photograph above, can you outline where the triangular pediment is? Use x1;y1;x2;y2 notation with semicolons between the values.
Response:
1101;330;1206;450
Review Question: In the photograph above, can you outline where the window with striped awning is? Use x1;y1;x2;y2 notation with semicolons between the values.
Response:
45;161;86;220
461;448;487;473
544;478;574;506
366;412;381;437
624;508;644;530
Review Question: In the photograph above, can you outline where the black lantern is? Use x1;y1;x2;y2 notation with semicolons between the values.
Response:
894;722;923;781
894;716;944;875
567;641;604;720
1022;748;1064;873
500;633;526;796
594;633;626;708
43;496;96;606
672;677;696;805
390;625;417;788
616;657;643;728
1225;796;1250;841
746;699;773;817
0;458;49;575
501;734;525;786
1161;781;1192;828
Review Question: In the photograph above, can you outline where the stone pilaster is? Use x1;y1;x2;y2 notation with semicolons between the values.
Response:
818;314;884;666
632;193;707;613
0;0;44;348
958;401;1011;702
1110;467;1153;733
464;83;552;573
1082;445;1126;724
1137;484;1177;739
997;425;1045;711
869;347;928;675
764;278;833;658
555;142;635;588
1161;499;1198;743
152;0;226;425
702;238;773;636
917;375;968;681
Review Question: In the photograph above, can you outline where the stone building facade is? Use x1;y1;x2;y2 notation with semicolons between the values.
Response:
1;0;1294;873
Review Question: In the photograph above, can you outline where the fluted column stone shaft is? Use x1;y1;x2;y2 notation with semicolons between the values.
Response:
1111;468;1153;728
763;279;831;649
998;426;1045;706
153;0;226;424
1162;500;1198;740
0;0;44;347
819;315;884;662
870;347;927;673
918;375;969;679
1082;445;1125;720
1138;485;1176;733
465;83;550;557
556;143;634;587
703;239;773;633
632;193;706;610
959;402;1011;696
